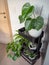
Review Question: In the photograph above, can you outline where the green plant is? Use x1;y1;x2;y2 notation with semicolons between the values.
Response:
24;49;29;56
6;31;29;61
24;49;36;59
29;52;36;59
19;3;44;31
28;42;36;49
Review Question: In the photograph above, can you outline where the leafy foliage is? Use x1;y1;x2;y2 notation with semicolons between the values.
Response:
35;16;44;30
6;2;44;61
29;52;36;58
19;3;44;31
25;18;32;31
19;3;34;23
6;31;29;61
24;49;36;58
25;16;44;31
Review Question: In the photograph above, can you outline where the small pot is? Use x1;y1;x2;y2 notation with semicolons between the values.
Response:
24;49;29;56
29;56;36;60
28;42;36;50
28;28;42;38
28;53;37;60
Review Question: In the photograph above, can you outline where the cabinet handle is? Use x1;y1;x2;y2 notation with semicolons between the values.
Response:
0;12;5;14
4;16;6;18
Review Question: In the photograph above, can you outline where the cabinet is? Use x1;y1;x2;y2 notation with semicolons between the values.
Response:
0;0;12;44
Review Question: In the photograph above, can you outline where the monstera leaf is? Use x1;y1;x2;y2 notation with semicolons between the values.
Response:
19;15;25;23
19;3;44;31
25;18;32;31
19;3;34;23
22;3;34;18
25;16;44;31
34;16;44;30
25;18;35;31
22;3;31;17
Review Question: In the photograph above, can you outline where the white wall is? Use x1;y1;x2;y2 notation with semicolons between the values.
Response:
43;44;49;65
7;0;49;35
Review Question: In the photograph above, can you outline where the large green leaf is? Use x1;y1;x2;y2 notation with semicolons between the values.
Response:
31;19;37;29
25;16;44;31
34;16;44;30
12;55;17;61
25;18;37;31
22;3;31;16
25;18;32;31
19;15;25;23
19;3;34;23
24;6;34;18
22;3;34;18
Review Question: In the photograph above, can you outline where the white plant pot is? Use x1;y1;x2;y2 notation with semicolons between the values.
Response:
29;56;35;60
28;42;36;50
28;28;42;38
29;55;37;60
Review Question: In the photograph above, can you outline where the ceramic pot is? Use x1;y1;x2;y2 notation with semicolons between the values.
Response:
28;28;42;38
29;42;36;50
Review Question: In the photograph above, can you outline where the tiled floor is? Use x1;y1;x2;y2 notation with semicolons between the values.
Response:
0;43;41;65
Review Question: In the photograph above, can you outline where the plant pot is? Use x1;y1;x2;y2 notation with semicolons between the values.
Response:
29;55;36;60
24;49;29;56
28;42;36;50
28;28;42;38
28;53;37;60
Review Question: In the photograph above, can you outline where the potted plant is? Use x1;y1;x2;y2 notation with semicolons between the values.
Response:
19;3;44;37
28;42;36;50
24;48;37;60
6;31;29;61
24;49;29;56
28;52;37;60
23;48;37;60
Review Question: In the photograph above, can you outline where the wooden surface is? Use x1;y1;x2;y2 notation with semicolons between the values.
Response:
0;0;12;44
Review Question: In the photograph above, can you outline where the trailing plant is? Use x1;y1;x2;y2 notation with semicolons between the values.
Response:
19;3;44;31
24;48;36;59
29;52;36;59
6;31;29;61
